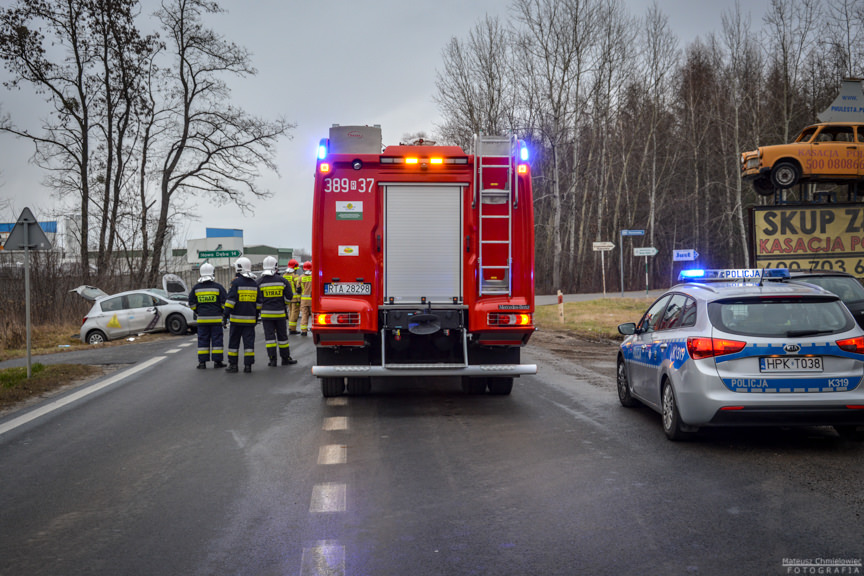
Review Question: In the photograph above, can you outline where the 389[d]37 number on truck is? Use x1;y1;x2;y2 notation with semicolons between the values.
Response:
310;125;537;397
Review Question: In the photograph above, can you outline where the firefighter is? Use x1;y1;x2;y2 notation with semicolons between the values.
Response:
188;262;227;369
299;260;313;335
283;258;302;334
223;257;261;373
258;256;298;366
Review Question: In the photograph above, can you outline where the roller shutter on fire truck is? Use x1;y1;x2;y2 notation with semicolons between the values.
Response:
384;184;463;303
311;125;537;397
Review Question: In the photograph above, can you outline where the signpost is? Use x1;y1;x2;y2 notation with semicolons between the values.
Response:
593;241;615;297
634;246;658;295
198;249;242;259
619;229;645;297
5;208;53;379
673;249;698;262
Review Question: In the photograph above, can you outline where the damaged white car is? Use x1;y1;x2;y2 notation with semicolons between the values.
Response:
72;275;196;344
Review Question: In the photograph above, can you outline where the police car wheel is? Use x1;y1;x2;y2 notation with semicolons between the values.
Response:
617;359;638;407
661;381;690;441
166;314;187;335
834;426;864;441
86;330;107;345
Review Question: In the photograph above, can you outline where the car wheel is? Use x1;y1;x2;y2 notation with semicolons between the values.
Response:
661;380;691;441
86;330;108;345
753;176;774;197
834;425;864;441
346;377;371;395
322;377;345;397
617;358;638;407
487;377;513;395
770;161;801;189
166;314;187;335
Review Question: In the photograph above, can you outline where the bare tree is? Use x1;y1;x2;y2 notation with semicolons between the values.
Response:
145;0;294;285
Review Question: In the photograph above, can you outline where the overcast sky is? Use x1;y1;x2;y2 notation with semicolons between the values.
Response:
0;0;771;254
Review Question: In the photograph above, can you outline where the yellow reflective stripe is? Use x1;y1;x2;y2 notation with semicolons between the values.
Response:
261;312;286;318
197;317;223;324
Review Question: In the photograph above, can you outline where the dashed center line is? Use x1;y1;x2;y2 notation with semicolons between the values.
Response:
300;541;345;576
322;416;348;431
325;397;348;407
310;483;346;513
318;444;347;465
165;348;180;354
178;342;194;348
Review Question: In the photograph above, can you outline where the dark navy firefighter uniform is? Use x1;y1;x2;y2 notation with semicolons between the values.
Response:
224;275;262;369
189;278;228;367
257;272;297;365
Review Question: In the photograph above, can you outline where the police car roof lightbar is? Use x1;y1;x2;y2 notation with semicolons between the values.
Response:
677;268;790;282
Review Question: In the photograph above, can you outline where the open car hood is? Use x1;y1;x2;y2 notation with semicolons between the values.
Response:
70;285;109;301
162;273;188;295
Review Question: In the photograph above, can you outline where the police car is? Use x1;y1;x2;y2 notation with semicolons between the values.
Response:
617;269;864;441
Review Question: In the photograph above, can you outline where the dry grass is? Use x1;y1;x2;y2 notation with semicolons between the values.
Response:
535;297;653;340
0;363;102;410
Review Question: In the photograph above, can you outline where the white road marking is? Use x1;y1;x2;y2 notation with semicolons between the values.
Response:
309;483;346;513
318;445;347;465
178;342;194;348
165;349;180;354
0;356;166;437
322;416;348;431
300;541;345;576
325;397;348;407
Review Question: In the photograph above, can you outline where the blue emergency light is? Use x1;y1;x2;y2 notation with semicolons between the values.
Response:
317;138;329;160
678;268;790;282
520;143;529;162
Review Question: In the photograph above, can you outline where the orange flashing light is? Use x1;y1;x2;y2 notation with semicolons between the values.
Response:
430;158;443;165
405;157;419;164
320;163;330;173
517;164;528;174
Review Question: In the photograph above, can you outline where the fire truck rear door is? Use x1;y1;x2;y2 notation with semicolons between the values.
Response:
384;184;463;304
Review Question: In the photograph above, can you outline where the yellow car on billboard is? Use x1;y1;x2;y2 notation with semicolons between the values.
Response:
741;122;864;195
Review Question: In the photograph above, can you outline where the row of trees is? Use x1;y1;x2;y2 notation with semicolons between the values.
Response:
0;0;293;287
435;0;864;294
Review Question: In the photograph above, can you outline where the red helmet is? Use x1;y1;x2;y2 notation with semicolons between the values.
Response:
303;261;312;270
288;258;299;268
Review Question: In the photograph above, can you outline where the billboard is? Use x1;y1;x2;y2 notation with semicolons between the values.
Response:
751;204;864;277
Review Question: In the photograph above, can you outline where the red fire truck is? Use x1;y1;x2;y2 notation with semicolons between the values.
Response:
310;125;536;397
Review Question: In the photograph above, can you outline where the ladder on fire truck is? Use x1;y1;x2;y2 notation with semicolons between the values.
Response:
474;134;518;296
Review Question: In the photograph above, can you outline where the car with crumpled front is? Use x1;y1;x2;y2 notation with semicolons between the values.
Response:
75;288;196;344
740;122;864;195
617;269;864;441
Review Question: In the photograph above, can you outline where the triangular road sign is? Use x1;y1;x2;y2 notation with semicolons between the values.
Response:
4;207;52;250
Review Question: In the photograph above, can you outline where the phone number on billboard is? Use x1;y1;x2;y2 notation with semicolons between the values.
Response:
761;258;864;275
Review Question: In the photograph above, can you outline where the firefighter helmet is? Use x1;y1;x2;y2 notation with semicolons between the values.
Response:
199;262;215;281
235;257;252;274
263;256;278;274
288;258;299;268
303;261;312;271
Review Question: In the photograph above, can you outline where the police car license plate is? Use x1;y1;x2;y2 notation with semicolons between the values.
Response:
324;282;372;295
759;356;823;372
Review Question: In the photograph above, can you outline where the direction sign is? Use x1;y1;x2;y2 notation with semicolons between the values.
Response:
4;207;52;250
621;229;645;237
673;249;699;262
592;241;615;251
198;249;242;259
634;247;658;257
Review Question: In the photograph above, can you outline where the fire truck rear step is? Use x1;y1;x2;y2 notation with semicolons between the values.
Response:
311;364;539;378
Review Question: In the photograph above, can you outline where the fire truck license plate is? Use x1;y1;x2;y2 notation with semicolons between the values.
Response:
324;283;372;295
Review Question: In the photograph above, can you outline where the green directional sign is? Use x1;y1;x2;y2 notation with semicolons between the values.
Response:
198;250;241;258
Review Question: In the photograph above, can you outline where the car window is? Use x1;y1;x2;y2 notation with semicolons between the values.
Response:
796;127;818;142
637;295;671;334
100;295;125;312
817;126;854;142
126;292;156;309
795;276;864;303
657;294;696;330
708;296;854;337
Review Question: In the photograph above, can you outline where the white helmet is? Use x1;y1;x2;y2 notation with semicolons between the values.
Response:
199;262;215;282
235;257;252;274
263;256;278;275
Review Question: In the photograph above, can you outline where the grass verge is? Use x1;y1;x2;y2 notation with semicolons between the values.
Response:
0;363;101;410
535;297;653;340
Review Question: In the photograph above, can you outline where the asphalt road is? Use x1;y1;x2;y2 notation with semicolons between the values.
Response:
0;328;862;576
